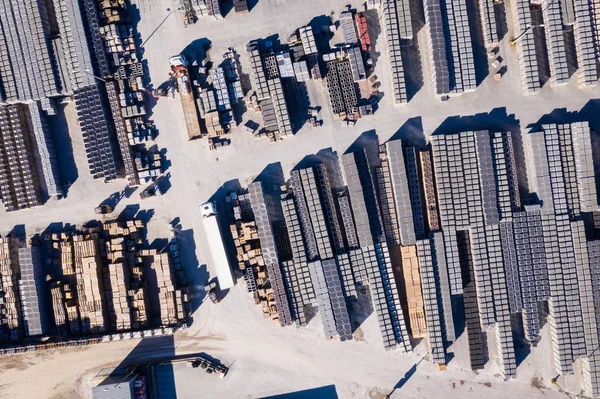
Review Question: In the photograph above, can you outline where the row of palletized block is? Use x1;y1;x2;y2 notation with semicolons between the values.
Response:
0;105;42;212
316;164;345;253
380;0;408;105
74;84;121;181
541;0;570;86
510;0;541;94
299;26;318;55
325;60;346;116
376;150;402;246
386;140;417;245
105;262;132;331
267;78;293;136
405;148;426;239
347;46;366;82
0;0;59;102
478;0;498;47
335;253;357;299
247;41;270;100
418;149;441;231
573;0;598;88
340;11;359;44
308;259;339;337
281;195;316;305
248;181;294;326
337;191;360;249
210;67;231;111
446;0;477;93
280;260;307;325
322;258;353;341
571;122;598;212
73;235;106;334
288;173;319;261
79;0;111;78
416;238;447;364
17;245;49;337
299;167;334;259
423;0;450;95
583;240;600;397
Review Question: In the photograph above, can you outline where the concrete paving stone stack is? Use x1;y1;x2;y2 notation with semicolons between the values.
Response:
299;26;318;56
337;58;359;116
74;84;121;181
446;0;477;93
0;105;42;212
422;0;449;95
17;245;49;337
334;253;357;299
572;0;598;88
400;245;426;338
405;147;426;239
280;78;303;115
290;170;319;260
280;260;307;326
542;0;570;86
509;0;541;94
418;149;441;231
478;0;498;47
340;11;359;44
27;102;63;197
348;248;367;283
375;148;401;246
247;41;270;100
315;164;345;254
584;240;600;397
336;191;360;249
267;78;292;136
308;260;338;337
299;167;334;260
325;59;346;117
385;140;416;245
380;0;408;105
79;0;110;78
0;237;22;341
416;238;447;364
321;258;353;341
571;122;597;212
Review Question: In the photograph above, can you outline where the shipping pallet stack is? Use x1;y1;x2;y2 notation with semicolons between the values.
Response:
148;251;187;326
0;105;42;212
400;245;426;338
541;0;570;86
0;237;21;341
49;280;68;334
380;0;409;105
509;0;541;94
73;235;107;334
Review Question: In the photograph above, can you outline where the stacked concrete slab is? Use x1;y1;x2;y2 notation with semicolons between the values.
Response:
340;11;359;44
542;0;570;86
572;0;599;88
526;122;598;375
380;0;409;105
17;245;50;337
510;0;541;94
478;0;499;48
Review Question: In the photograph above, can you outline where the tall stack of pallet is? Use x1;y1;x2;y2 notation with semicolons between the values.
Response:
149;251;184;326
49;281;68;334
106;262;132;331
73;235;106;333
400;245;426;338
0;237;21;341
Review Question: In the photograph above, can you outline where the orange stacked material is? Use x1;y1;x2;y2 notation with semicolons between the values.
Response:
401;245;427;338
355;13;371;52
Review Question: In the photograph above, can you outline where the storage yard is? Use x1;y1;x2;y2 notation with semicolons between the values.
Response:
3;0;600;398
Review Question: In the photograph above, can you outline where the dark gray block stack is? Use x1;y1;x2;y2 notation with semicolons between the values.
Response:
386;140;416;245
316;164;345;253
542;0;570;86
322;258;353;341
375;152;401;246
298;167;333;260
338;58;359;116
340;11;359;44
74;84;121;181
325;60;346;116
510;0;541;94
584;240;600;397
335;253;357;298
349;248;368;283
500;221;522;315
248;181;293;326
210;67;231;111
281;260;307;326
0;0;59;102
571;122;597;212
17;245;49;336
336;191;360;249
446;0;476;92
478;0;498;47
79;0;110;78
247;41;270;100
267;78;292;136
262;52;280;80
573;0;598;88
405;147;425;239
308;259;339;337
243;267;258;293
432;232;455;341
27;102;63;197
423;0;450;95
0;105;42;211
380;0;408;105
416;237;447;364
290;170;319;261
105;81;136;186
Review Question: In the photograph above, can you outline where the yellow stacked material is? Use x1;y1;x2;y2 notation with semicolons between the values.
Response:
58;238;75;275
73;236;106;334
0;237;20;338
149;252;179;326
107;262;131;331
401;245;427;338
63;283;81;335
419;149;441;232
230;220;263;270
129;265;148;329
49;282;67;330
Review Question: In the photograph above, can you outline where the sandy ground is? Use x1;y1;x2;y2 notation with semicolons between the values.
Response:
1;0;600;398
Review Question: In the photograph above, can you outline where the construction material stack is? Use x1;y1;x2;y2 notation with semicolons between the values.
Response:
149;251;186;326
17;244;50;337
509;0;541;94
0;236;21;341
379;0;410;104
323;51;359;121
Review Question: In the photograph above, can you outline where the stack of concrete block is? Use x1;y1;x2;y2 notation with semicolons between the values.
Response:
401;245;426;338
0;237;21;341
340;11;359;44
308;259;338;337
386;140;417;245
267;78;293;136
315;164;345;253
584;240;600;398
375;147;402;246
478;0;498;47
247;41;270;100
210;67;231;111
325;60;346;117
334;253;357;299
17;245;49;336
49;281;68;333
405;147;426;239
336;191;360;249
297;168;333;259
299;26;318;55
0;105;42;212
380;0;408;105
573;0;598;88
150;252;181;326
27;102;63;197
322;258;353;341
347;46;366;82
0;0;59;101
280;260;307;325
73;235;106;333
418;149;441;231
423;0;450;95
571;122;598;212
447;0;476;93
509;0;541;94
542;0;570;86
74;84;121;181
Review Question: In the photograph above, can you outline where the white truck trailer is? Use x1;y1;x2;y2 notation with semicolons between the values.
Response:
200;201;235;289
